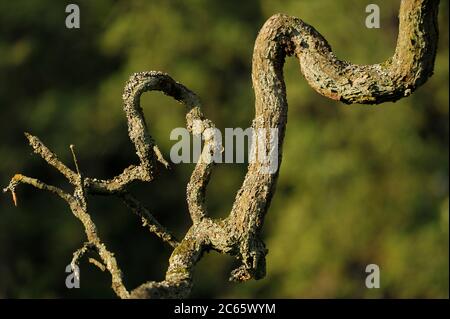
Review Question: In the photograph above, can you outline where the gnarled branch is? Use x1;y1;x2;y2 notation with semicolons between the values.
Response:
4;0;439;298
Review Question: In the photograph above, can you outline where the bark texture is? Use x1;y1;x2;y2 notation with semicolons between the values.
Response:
4;0;439;298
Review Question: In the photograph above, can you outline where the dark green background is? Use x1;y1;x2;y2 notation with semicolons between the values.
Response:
0;0;448;298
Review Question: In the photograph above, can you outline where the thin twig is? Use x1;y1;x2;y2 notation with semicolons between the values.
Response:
119;192;179;248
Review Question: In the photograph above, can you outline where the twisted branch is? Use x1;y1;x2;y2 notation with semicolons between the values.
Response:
4;0;439;298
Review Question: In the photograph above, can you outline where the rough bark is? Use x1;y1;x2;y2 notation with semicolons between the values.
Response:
4;0;439;298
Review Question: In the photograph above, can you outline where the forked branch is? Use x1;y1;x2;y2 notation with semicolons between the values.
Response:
4;0;439;298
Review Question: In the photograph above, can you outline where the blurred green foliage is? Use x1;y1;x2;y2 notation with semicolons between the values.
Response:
0;0;448;298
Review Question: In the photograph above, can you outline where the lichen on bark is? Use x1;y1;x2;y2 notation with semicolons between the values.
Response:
3;0;440;298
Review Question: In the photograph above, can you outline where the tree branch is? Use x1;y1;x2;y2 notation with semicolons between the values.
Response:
4;0;439;298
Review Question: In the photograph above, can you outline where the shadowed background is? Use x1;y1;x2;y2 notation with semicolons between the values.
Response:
0;0;448;298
